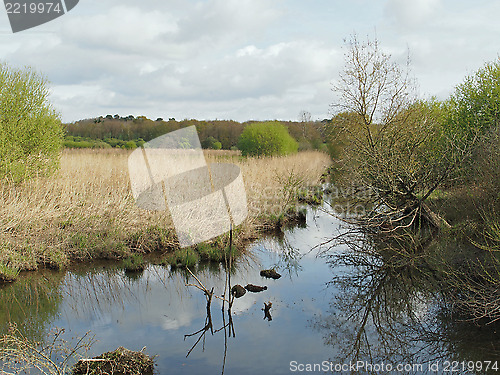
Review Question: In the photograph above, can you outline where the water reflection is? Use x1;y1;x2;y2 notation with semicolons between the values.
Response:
315;223;500;373
1;203;499;374
0;271;64;340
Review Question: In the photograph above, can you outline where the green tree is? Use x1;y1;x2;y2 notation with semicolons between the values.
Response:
237;121;298;157
445;59;500;145
0;63;62;181
443;59;500;189
444;59;500;218
201;136;220;149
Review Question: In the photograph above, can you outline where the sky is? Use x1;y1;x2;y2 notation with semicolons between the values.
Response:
0;0;499;123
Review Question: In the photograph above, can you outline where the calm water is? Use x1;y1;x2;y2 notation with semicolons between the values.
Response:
1;205;499;374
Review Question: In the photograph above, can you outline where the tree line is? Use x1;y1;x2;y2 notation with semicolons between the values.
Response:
63;116;327;151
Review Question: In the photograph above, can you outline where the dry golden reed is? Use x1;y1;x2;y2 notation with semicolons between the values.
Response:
0;149;330;271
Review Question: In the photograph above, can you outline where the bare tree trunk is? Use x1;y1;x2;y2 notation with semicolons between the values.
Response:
419;202;451;229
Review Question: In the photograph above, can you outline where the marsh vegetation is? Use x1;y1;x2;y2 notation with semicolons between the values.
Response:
0;149;330;280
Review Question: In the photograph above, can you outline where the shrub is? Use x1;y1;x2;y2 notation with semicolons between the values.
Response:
445;59;500;146
0;63;63;181
124;140;137;149
237;121;298;157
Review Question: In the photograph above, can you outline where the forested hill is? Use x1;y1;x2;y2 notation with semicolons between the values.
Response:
64;115;328;150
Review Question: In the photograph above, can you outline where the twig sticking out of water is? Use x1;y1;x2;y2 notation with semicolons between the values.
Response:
263;302;273;321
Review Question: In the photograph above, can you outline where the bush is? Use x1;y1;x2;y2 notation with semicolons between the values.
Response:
237;121;298;157
0;63;63;181
201;136;223;150
63;139;111;149
124;140;137;149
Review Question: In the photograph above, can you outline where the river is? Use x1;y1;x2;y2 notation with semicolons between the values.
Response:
1;203;499;374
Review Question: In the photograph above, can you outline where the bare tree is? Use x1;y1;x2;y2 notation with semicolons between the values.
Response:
330;34;462;231
298;110;312;138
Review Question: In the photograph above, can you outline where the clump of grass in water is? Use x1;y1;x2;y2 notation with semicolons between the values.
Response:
297;187;324;205
162;247;199;269
122;253;146;272
0;263;20;283
198;243;240;263
160;243;240;269
197;243;223;262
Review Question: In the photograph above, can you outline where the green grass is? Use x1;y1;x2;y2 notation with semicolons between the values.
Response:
122;253;146;272
160;242;241;270
0;263;20;283
162;248;199;269
197;243;224;262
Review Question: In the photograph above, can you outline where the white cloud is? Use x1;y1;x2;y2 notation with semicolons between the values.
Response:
384;0;443;29
63;6;178;55
381;0;500;98
0;0;499;122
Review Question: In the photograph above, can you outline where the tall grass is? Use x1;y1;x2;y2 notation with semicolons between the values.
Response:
0;149;330;274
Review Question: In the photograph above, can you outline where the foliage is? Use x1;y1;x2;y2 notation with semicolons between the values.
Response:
63;136;111;149
237;121;298;157
445;59;500;147
440;59;500;254
124;140;137;149
444;59;500;194
64;116;328;151
330;35;459;229
201;136;222;150
65;118;245;149
0;63;63;181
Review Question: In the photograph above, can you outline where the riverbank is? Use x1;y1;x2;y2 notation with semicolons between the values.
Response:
0;149;331;281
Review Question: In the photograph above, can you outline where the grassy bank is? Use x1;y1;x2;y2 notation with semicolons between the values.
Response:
0;149;330;278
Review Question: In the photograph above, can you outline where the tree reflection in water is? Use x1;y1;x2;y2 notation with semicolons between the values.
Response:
183;296;235;375
0;270;64;341
313;227;500;372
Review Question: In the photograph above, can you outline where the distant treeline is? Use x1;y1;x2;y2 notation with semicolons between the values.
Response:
64;115;329;150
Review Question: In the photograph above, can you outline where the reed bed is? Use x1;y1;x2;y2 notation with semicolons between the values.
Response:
0;149;330;273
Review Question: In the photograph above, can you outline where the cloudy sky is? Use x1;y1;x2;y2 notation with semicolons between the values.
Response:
1;0;499;123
